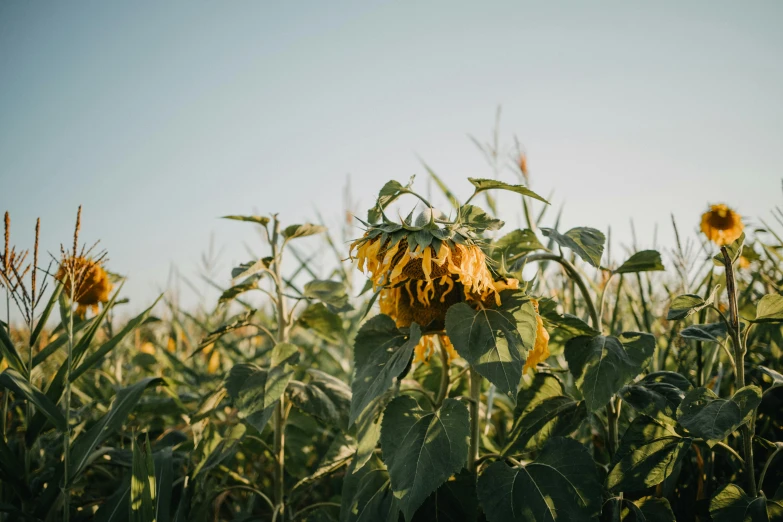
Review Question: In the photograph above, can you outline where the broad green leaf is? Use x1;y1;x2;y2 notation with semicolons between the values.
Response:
225;362;293;433
758;366;783;392
291;433;354;494
353;391;393;472
606;416;691;492
467;178;550;204
712;232;746;266
668;295;709;321
564;332;655;412
154;447;173;522
340;457;400;522
231;257;272;282
287;369;351;430
380;397;469;521
196;309;255;353
478;437;602;522
538;299;600;339
349;315;421;425
445;291;536;396
304;279;354;313
222;214;270;226
614;250;665;274
298;303;345;345
676;385;761;441
130;435;156;522
412;469;478;522
754;294;783;323
679;322;728;343
283;223;327;240
621;371;692;422
541;227;605;267
70;377;164;480
504;373;585;453
621;496;677;521
0;368;66;430
459;204;504;232
710;484;771;522
271;342;299;366
491;229;545;263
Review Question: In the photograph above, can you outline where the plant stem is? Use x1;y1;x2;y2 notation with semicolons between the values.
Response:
606;397;620;457
63;285;75;522
467;368;481;474
520;253;600;330
759;445;782;495
721;246;757;497
434;342;450;408
270;217;289;521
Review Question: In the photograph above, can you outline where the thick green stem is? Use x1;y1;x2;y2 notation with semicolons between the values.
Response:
722;246;757;497
467;368;481;473
434;342;450;408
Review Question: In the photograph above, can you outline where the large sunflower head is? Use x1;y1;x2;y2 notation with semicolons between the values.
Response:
56;256;113;317
700;204;744;246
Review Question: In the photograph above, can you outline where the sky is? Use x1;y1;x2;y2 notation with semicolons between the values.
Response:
1;1;781;315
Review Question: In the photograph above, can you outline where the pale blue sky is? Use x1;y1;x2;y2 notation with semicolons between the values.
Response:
1;1;781;312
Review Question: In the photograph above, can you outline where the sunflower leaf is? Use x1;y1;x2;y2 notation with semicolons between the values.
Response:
445;291;537;397
676;385;761;441
710;484;779;522
349;316;421;425
712;232;745;266
541;227;605;267
614;249;665;274
467;178;550;205
753;294;783;323
282;223;327;240
380;396;469;521
222;215;270;226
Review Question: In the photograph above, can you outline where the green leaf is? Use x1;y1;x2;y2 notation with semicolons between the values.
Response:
538;299;600;339
504;373;585;453
340;457;400;522
222;214;270;226
712;232;746;266
288;369;352;430
0;368;66;431
231;257;272;281
667;289;717;321
0;319;27;378
271;342;299;366
283;223;327;240
467;178;550;204
758;366;783;392
349;315;421;425
754;294;783;323
606;416;691;492
411;469;478;522
490;229;545;262
226;362;293;433
30;282;62;349
623;496;677;521
130;435;156;522
353;391;393;472
445;291;536;397
478;437;602;522
459;204;504;232
218;280;258;305
72;295;163;381
676;385;761;441
564;332;655;412
196;309;255;354
541;227;605;267
380;397;469;521
298;303;346;344
710;484;771;522
679;322;728;343
620;371;692;423
303;279;354;313
70;377;164;480
614;250;665;275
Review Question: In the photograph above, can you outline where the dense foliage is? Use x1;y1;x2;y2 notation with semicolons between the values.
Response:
1;145;783;522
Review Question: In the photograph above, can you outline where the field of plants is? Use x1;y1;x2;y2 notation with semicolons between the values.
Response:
1;139;782;522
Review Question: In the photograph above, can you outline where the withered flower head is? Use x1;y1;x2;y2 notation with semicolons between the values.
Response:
56;256;112;317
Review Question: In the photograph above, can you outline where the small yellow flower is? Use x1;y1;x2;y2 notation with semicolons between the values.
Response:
167;337;177;353
523;299;550;373
140;342;156;355
700;204;744;246
207;350;220;374
55;256;112;317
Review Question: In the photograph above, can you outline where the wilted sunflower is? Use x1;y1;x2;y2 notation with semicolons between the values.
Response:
700;204;744;246
523;299;550;373
56;256;113;317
